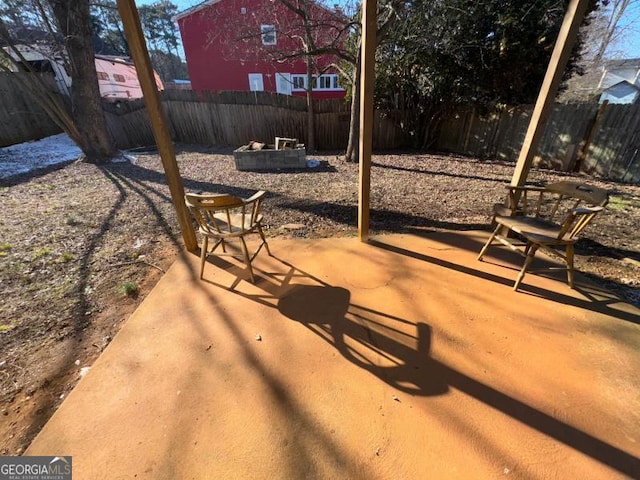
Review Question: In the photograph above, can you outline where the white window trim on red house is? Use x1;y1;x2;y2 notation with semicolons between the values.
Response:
276;73;292;95
261;25;276;46
248;73;264;91
291;74;307;91
291;73;344;92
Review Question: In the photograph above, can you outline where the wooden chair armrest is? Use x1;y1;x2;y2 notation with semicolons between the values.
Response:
572;206;604;215
505;185;546;192
243;190;266;204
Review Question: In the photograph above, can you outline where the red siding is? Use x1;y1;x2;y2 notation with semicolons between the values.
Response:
177;0;346;99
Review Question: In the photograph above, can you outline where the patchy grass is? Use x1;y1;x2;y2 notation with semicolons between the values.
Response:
608;195;638;211
120;281;139;297
65;215;79;226
58;252;75;263
31;247;52;261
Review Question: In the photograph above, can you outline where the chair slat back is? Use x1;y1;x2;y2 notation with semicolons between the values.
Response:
546;181;609;206
546;183;608;241
185;192;266;236
185;193;246;235
527;183;607;222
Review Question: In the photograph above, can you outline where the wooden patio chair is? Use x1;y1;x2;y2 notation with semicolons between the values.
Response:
185;191;271;282
477;181;609;291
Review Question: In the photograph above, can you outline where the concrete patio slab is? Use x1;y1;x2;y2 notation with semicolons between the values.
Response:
27;232;640;479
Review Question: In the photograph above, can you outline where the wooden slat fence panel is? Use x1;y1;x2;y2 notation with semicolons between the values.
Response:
104;108;155;149
492;107;531;161
435;103;640;182
0;73;62;147
373;110;413;150
585;103;640;182
437;108;472;154
537;103;597;168
87;91;640;183
314;112;349;149
438;106;532;161
108;94;339;149
3;73;640;183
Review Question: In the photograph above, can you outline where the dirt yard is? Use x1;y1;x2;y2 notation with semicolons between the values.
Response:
1;147;639;455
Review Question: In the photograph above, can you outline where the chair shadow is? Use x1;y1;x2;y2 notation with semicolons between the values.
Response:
195;249;639;476
367;232;640;326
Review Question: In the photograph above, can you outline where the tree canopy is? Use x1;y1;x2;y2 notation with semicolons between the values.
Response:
375;0;598;110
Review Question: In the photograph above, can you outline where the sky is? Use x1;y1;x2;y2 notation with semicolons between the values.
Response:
614;2;640;60
135;0;202;13
135;0;640;60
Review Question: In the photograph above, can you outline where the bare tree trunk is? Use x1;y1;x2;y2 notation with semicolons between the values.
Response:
593;0;631;64
49;0;116;164
344;50;361;162
305;53;316;152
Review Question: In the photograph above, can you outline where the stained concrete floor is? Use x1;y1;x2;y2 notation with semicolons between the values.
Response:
27;232;640;479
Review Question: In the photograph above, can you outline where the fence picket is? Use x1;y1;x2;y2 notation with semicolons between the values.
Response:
2;74;639;183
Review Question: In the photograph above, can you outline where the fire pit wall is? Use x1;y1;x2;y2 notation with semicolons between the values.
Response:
233;144;306;171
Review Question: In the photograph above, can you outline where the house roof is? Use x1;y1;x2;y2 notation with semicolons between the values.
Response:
95;54;135;66
604;58;640;69
604;80;640;92
171;0;221;22
171;0;345;23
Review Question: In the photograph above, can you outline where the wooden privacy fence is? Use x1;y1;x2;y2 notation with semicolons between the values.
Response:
3;76;639;183
105;90;639;181
436;103;640;183
0;73;62;147
104;89;412;151
583;103;640;182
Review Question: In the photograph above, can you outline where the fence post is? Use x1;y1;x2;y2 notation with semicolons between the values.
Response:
463;107;475;154
570;101;608;173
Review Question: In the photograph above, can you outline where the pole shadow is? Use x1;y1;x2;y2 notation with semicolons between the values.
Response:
368;235;640;326
193;248;639;477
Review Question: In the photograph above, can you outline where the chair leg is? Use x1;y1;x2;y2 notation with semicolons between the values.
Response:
200;236;209;279
566;243;575;288
257;224;271;255
239;236;255;283
477;225;501;261
514;243;538;291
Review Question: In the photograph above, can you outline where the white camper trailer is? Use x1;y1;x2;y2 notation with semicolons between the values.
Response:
7;45;164;101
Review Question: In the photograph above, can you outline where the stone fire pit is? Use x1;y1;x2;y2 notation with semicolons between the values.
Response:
233;139;306;171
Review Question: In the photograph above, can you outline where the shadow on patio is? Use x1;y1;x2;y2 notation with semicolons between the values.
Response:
27;232;640;479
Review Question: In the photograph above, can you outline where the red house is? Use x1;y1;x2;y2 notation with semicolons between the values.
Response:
173;0;347;99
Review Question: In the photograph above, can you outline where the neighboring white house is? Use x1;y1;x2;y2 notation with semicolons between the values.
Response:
599;80;640;104
598;58;640;89
597;58;640;104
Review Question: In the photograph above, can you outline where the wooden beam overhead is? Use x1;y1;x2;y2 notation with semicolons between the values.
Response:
358;0;376;242
116;0;197;251
511;0;589;187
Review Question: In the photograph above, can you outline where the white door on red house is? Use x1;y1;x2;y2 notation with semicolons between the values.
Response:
275;73;292;95
248;73;264;91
